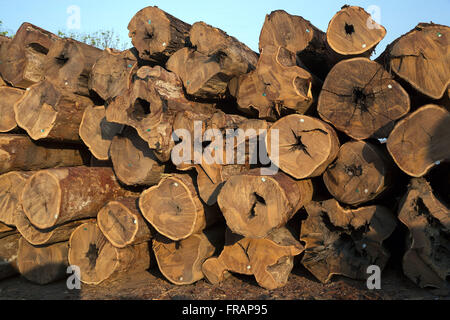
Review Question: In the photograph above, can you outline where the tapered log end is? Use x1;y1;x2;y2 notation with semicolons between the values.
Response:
0;87;24;133
0;171;31;226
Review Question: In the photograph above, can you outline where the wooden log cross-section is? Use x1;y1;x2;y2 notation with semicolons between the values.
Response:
0;87;25;133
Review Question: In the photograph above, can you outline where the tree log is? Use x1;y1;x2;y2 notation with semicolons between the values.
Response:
79;105;124;160
0;233;20;280
398;178;449;290
217;169;313;238
44;37;102;97
110;127;165;186
127;6;191;63
68;221;151;285
377;23;449;100
0;221;16;237
323;141;393;206
326;5;386;56
0;87;24;133
0;134;85;174
266;114;340;179
17;237;69;285
387;104;450;177
301;199;397;283
21;166;129;229
0;23;59;88
201;256;231;285
14;80;94;142
98;197;153;248
139;173;220;241
317;57;410;140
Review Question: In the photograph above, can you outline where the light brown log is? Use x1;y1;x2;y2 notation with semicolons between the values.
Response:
217;169;313;238
139;173;220;241
44;37;102;97
318;57;410;140
327;5;386;56
377;23;450;100
0;87;24;133
0;233;20;280
0;76;6;86
79;105;124;160
14;80;94;142
323;141;393;206
127;6;191;62
0;23;60;88
201;257;231;285
387;105;450;177
110;127;165;186
0;221;16;237
0;134;85;174
21;166;129;229
88;47;140;101
17;237;69;285
152;227;223;285
97;197;153;248
301;199;397;283
398;178;449;289
266;114;340;179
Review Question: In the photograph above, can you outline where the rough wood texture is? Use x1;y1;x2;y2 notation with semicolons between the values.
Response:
201;256;231;285
44;37;102;97
377;23;449;100
110;127;165;186
98;197;153;248
218;169;313;238
398;178;449;290
0;222;16;237
79;105;123;160
14;80;94;142
128;6;191;62
327;5;386;56
89;48;140;101
152;227;222;285
387;105;450;177
68;221;151;285
0;23;60;88
140;174;220;241
0;134;85;174
0;87;24;133
318;57;410;140
0;233;20;281
323;141;393;206
17;238;69;285
266;114;340;179
21;166;129;229
301;199;397;283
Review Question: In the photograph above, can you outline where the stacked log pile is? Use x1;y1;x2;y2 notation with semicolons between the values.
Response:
0;5;448;292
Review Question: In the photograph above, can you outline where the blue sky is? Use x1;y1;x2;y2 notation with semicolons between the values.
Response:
1;0;449;56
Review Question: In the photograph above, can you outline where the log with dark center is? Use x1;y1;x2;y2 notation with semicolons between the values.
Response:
0;87;24;133
317;57;410;140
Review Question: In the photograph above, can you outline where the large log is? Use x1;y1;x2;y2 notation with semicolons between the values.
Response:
317;57;410;140
387;105;450;177
0;87;25;133
377;23;449;100
68;221;151;285
398;178;449;290
79;105;124;160
139;173;221;241
97;197;153;248
0;23;60;88
266;114;340;179
326;5;386;56
0;134;85;174
323;141;393;206
109;127;165;186
127;6;191;63
301;199;397;283
14;80;94;142
21;166;130;229
217;169;313;238
44;37;103;97
17;237;69;285
0;233;20;280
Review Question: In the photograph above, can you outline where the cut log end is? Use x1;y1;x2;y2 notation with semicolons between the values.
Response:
0;87;24;133
0;171;33;226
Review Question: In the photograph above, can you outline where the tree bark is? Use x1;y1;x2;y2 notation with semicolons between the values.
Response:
14;80;94;142
0;87;24;133
318;57;410;140
97;197;153;248
0;233;20;280
21;166;130;229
